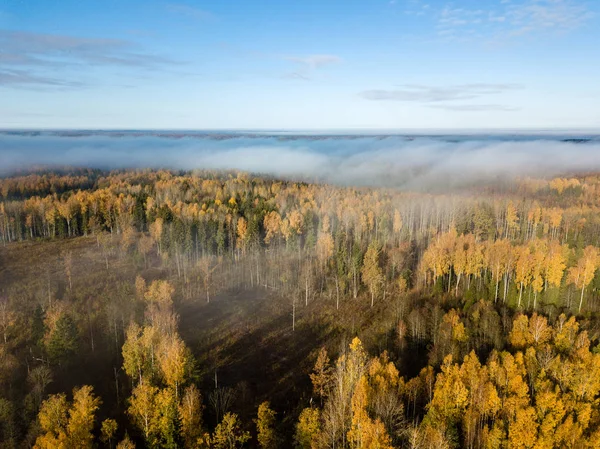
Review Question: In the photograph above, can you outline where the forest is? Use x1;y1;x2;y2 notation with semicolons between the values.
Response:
1;168;600;448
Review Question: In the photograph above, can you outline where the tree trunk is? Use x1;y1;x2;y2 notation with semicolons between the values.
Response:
495;268;500;302
518;282;523;308
305;277;309;307
335;277;339;310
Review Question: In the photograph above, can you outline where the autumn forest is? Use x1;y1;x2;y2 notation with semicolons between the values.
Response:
2;168;600;449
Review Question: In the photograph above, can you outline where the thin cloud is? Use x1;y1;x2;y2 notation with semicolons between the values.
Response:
281;72;311;81
359;83;522;103
0;29;178;89
0;30;127;56
282;54;341;81
165;3;213;20
285;54;342;69
0;69;84;88
0;29;176;67
430;104;520;112
404;0;431;16
434;0;594;42
126;29;157;38
507;0;594;34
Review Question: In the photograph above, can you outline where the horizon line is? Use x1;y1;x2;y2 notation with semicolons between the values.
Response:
2;127;600;135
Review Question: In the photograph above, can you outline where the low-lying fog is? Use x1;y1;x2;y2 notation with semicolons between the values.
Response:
1;131;599;189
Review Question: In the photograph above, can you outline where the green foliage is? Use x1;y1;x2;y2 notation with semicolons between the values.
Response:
0;397;16;446
46;314;79;366
153;388;183;449
473;203;496;241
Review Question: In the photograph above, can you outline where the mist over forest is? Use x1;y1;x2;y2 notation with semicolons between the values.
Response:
2;131;600;189
3;143;600;447
4;0;600;444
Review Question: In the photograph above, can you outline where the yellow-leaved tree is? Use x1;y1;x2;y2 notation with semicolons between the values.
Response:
295;408;321;449
347;376;393;449
211;412;250;449
361;241;383;307
255;401;277;449
567;246;599;312
35;385;101;449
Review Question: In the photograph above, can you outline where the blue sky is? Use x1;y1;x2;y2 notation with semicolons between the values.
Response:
0;0;599;129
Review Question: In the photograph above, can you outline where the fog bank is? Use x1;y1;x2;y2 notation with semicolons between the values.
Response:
1;132;599;190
